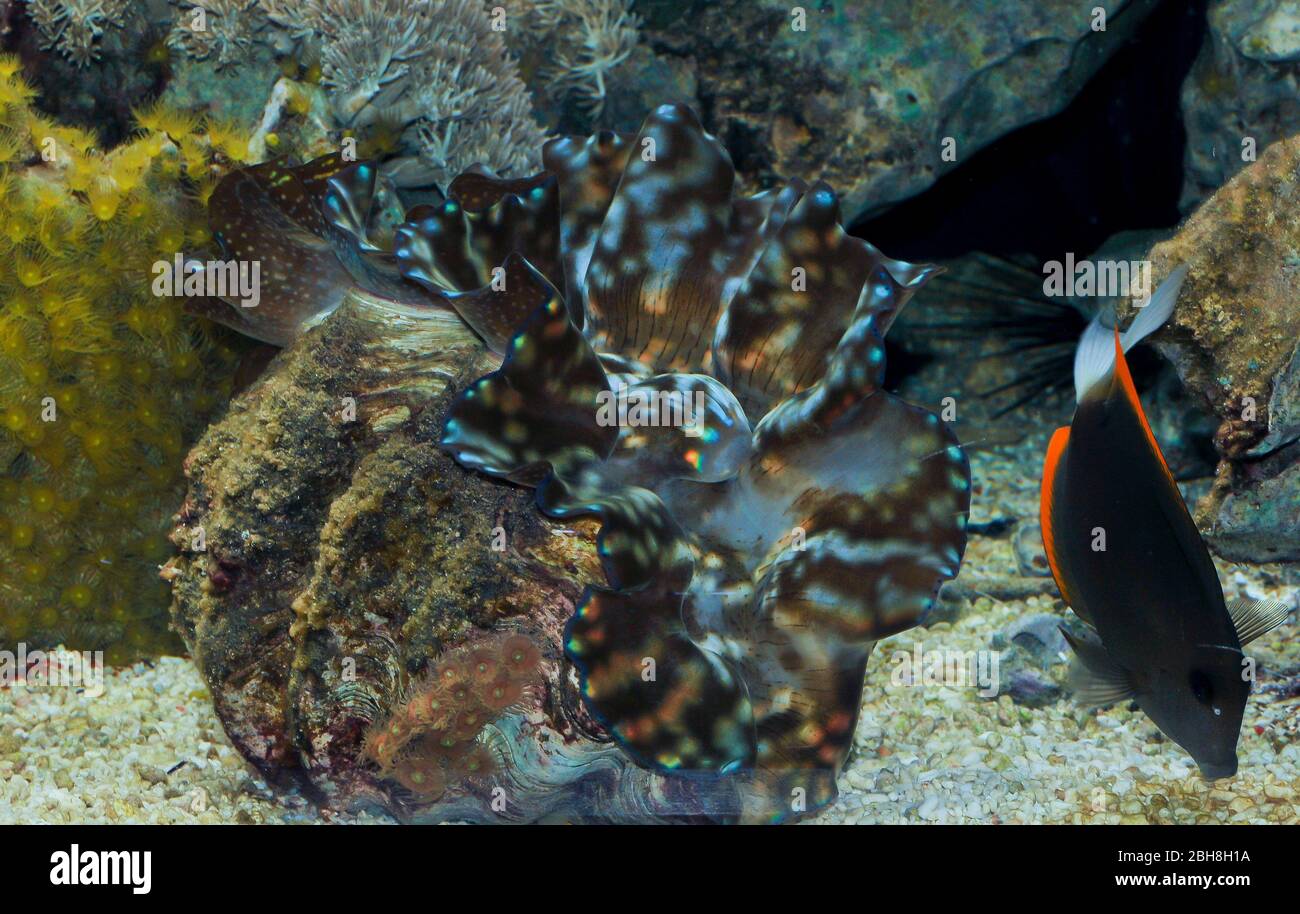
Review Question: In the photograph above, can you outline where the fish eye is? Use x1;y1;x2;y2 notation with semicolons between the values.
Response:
1189;670;1213;704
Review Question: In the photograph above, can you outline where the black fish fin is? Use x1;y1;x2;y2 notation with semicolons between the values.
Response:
1228;598;1292;645
1110;329;1180;493
1060;625;1137;708
1108;327;1225;602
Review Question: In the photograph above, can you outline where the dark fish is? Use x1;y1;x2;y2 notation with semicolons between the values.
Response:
1040;265;1291;778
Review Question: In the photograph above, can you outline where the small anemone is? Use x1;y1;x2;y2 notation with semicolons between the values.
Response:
392;753;448;799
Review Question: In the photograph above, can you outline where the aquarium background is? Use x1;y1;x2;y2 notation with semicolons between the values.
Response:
0;0;1297;824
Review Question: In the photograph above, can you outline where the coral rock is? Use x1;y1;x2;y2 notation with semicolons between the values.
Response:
635;0;1162;220
1180;0;1300;209
1131;133;1300;560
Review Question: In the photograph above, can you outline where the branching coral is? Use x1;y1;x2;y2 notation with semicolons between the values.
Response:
166;0;269;69
256;0;547;186
23;0;134;67
0;60;248;661
361;631;543;800
32;1;548;189
522;0;641;115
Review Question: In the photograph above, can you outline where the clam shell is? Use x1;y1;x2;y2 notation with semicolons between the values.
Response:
167;290;732;821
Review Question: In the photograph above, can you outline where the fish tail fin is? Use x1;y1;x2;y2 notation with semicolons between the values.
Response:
1120;263;1188;354
1072;264;1189;402
1072;314;1115;403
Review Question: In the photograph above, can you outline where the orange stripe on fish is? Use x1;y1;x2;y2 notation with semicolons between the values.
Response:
1039;424;1077;608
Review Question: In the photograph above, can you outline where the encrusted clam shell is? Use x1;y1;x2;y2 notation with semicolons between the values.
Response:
166;289;749;821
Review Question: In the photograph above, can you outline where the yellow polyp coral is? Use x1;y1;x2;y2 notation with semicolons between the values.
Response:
131;99;200;141
203;117;256;165
0;56;247;663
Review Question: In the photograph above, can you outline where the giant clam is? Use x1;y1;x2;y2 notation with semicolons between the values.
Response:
166;105;971;823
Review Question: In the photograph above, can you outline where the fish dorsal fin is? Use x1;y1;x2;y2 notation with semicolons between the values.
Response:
1061;626;1137;708
1228;598;1293;645
1039;425;1091;621
1073;264;1188;402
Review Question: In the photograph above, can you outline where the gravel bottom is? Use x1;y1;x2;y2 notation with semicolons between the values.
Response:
0;657;395;825
2;429;1295;825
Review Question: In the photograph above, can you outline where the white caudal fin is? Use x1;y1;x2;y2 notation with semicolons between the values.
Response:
1073;264;1189;402
1121;263;1188;352
1072;314;1115;403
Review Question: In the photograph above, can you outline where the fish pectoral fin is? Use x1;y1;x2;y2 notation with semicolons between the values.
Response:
1060;625;1137;708
1228;598;1294;646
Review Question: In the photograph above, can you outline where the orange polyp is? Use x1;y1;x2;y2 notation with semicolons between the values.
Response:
359;631;547;798
394;757;447;798
501;633;541;674
469;650;499;682
452;709;484;740
461;745;497;779
483;674;524;711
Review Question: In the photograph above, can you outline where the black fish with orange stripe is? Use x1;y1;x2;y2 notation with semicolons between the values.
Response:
1040;265;1291;779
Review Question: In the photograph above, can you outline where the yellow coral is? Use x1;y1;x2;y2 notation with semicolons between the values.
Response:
204;116;255;164
0;80;246;663
0;128;23;164
0;68;37;117
131;98;200;139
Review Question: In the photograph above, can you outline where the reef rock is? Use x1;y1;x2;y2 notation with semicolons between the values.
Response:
642;0;1161;219
1181;0;1300;209
165;290;740;822
1129;133;1300;561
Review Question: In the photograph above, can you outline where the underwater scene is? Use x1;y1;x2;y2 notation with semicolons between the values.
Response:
0;0;1298;834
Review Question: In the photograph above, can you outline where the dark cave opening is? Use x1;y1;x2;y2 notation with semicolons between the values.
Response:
854;0;1209;265
871;0;1212;411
